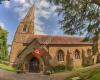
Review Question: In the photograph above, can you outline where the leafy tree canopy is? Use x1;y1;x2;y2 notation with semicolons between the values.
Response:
48;0;100;38
0;26;8;60
48;0;100;53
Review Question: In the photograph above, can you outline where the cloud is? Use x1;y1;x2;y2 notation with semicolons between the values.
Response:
12;0;62;35
0;21;5;29
3;1;10;8
34;24;46;34
39;0;50;8
14;0;26;4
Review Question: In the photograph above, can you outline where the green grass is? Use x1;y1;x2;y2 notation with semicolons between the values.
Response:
73;66;82;70
0;63;16;72
64;67;100;80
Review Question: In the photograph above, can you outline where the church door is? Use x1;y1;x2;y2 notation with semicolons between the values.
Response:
29;57;40;73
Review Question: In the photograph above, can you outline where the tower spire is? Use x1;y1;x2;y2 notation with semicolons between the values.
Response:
10;5;35;66
16;4;35;33
23;5;35;23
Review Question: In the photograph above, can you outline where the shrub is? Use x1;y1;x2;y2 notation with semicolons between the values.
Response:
52;65;66;73
67;66;73;71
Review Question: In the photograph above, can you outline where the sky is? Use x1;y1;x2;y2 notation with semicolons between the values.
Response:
0;0;64;44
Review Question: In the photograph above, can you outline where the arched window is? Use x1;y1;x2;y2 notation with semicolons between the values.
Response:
75;49;80;59
57;50;64;61
87;49;91;56
23;25;28;32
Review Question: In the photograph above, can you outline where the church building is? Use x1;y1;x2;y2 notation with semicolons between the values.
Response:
10;5;95;73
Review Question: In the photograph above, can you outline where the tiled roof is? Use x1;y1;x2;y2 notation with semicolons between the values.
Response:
24;34;92;45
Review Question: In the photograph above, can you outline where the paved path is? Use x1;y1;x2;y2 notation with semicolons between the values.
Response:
0;63;100;80
0;70;50;80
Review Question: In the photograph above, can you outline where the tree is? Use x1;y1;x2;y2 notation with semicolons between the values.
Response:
48;0;100;54
0;27;8;60
49;0;100;6
93;0;100;6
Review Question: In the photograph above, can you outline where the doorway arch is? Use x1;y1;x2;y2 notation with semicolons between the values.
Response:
29;57;40;73
22;53;45;73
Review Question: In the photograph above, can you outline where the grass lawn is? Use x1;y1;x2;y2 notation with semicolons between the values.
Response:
0;63;16;72
65;67;100;80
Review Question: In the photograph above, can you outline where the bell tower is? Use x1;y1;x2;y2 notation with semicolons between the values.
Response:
17;5;34;34
10;5;35;66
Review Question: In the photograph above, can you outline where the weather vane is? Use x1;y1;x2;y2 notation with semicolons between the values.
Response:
0;0;10;4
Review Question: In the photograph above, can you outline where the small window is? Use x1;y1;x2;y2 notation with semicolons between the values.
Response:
57;50;64;61
75;50;80;59
23;25;28;32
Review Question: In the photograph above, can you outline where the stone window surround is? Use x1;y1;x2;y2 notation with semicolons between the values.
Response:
57;49;65;62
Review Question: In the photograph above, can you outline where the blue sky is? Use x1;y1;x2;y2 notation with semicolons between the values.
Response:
0;0;64;44
0;2;19;44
